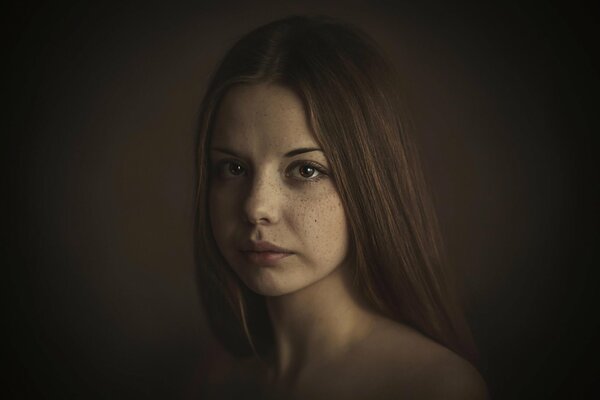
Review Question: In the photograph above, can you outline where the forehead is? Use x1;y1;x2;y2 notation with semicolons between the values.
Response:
211;83;319;150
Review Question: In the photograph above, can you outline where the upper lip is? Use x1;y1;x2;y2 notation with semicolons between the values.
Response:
241;240;293;253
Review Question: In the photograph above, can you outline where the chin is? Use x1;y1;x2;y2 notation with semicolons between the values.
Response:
225;251;300;297
238;272;306;297
226;251;344;298
245;284;293;297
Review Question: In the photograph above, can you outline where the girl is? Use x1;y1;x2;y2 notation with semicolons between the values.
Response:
194;15;488;400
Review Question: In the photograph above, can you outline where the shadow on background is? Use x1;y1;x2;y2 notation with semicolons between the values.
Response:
6;0;597;398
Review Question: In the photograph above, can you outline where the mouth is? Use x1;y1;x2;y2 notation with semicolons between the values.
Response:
240;250;293;265
239;240;294;265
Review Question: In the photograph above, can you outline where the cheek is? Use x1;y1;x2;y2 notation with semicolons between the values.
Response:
293;192;349;262
208;185;236;243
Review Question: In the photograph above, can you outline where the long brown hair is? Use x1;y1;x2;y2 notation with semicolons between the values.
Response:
194;15;478;365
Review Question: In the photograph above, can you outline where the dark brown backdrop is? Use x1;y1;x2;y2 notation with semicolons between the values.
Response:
7;1;597;399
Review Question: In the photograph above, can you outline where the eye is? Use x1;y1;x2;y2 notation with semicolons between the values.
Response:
287;161;328;182
298;164;317;178
227;161;245;176
214;159;247;178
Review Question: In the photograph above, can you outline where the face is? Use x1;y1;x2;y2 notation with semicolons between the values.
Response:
208;83;350;297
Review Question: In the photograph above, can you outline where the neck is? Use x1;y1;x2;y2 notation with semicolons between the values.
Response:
264;264;378;388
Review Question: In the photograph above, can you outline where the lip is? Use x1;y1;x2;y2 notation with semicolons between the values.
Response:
241;251;293;265
239;240;294;265
240;240;294;253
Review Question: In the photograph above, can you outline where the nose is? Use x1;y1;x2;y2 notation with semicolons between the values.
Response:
242;173;280;225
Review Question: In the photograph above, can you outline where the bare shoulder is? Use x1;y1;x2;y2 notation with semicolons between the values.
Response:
416;348;489;400
361;317;489;400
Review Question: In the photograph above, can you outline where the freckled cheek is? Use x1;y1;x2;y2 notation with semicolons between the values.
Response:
293;194;348;257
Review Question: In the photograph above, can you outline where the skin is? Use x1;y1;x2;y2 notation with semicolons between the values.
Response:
209;82;350;298
208;83;489;399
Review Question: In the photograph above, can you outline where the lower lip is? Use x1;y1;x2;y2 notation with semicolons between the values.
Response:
242;251;293;264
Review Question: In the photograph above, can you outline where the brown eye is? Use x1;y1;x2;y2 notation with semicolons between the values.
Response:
214;159;247;179
299;164;316;178
228;162;245;176
287;161;327;182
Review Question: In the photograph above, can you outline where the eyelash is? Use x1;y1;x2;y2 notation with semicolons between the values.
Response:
212;159;328;183
288;161;329;183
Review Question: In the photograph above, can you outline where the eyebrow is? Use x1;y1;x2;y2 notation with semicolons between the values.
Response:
211;147;323;158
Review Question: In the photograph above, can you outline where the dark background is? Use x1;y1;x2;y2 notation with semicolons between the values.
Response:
6;0;597;398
